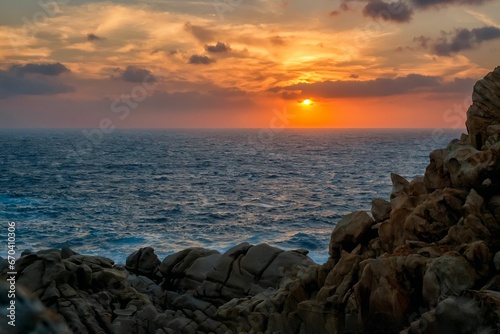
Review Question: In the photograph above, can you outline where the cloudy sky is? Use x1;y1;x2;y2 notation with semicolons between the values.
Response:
0;0;499;128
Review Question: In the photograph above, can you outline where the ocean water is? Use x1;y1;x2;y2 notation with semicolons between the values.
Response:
0;129;463;264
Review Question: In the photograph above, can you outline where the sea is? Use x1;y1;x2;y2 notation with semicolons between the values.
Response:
0;129;463;264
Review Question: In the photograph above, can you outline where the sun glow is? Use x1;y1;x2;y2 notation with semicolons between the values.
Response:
301;99;312;105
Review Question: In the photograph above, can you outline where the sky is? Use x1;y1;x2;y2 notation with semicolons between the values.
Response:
0;0;499;128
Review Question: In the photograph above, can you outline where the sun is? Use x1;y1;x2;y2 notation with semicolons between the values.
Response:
301;99;313;105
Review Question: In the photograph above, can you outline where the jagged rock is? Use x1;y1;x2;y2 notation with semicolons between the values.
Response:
371;198;392;222
466;66;500;149
160;247;220;291
402;188;467;244
92;268;128;290
404;291;500;334
127;275;165;308
424;148;453;191
126;247;161;278
197;243;314;303
354;255;429;332
422;253;476;305
329;211;375;255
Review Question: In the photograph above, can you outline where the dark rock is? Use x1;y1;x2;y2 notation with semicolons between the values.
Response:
329;211;375;255
125;247;161;278
0;281;70;334
371;197;392;222
466;66;500;149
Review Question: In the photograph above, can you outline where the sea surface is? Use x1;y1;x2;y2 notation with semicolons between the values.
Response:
0;129;463;264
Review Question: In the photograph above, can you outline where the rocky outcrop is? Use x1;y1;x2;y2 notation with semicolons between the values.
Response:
466;66;500;149
210;67;500;333
1;244;314;334
2;67;500;333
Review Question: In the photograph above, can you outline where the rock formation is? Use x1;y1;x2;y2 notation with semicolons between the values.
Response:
466;67;500;149
1;66;500;333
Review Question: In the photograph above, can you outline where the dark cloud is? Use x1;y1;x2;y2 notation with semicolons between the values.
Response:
0;70;74;99
414;35;432;48
184;22;215;42
121;66;157;83
430;26;500;56
9;62;70;76
394;46;414;52
274;74;474;98
87;33;104;41
209;87;246;97
333;0;492;22
205;42;231;53
281;91;302;100
188;55;215;65
362;0;414;23
330;2;350;15
432;77;476;93
411;0;492;9
349;74;360;78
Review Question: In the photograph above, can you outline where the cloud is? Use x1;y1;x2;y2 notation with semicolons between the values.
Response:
205;42;231;53
270;36;286;46
334;0;492;22
0;70;74;99
274;74;474;98
330;2;350;15
414;35;432;48
87;33;104;41
188;55;215;65
209;87;247;97
428;26;500;56
411;0;492;9
121;66;157;83
9;62;70;76
362;0;414;23
184;22;215;42
133;90;255;112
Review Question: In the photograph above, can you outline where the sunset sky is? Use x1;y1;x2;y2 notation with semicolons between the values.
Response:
1;0;499;128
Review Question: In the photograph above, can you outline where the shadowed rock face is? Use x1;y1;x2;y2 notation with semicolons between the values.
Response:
466;66;500;150
1;68;499;333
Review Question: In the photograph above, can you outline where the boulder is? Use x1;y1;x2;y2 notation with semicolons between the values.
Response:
371;198;391;222
329;211;375;255
125;247;161;278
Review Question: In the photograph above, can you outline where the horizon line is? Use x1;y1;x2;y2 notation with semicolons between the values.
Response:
0;127;468;131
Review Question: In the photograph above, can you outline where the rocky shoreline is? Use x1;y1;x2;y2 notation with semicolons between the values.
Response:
1;67;500;333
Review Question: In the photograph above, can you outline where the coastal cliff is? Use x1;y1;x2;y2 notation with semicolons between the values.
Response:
1;67;500;334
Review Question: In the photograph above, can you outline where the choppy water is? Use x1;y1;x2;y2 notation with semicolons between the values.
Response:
0;129;462;263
